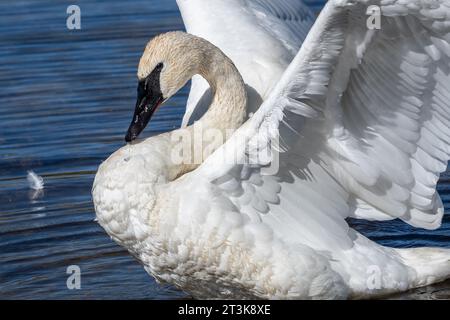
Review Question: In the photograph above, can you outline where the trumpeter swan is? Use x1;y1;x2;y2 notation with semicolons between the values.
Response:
93;0;450;299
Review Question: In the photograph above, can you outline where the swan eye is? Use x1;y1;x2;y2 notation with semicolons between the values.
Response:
156;62;164;70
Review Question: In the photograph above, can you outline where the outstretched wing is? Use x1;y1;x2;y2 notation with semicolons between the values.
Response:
189;0;450;252
176;0;315;125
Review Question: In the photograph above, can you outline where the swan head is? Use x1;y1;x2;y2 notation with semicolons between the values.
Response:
125;31;206;142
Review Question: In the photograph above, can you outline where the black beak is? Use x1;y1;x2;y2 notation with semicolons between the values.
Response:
125;62;165;142
125;83;163;142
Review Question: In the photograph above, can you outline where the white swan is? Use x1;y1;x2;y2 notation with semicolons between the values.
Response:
93;0;450;299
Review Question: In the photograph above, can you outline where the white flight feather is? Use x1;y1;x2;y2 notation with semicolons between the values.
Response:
27;170;44;190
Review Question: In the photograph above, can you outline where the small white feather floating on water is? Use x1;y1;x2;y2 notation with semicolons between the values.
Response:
27;170;44;190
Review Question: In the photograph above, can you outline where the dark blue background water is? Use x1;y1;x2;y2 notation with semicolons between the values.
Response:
0;0;448;299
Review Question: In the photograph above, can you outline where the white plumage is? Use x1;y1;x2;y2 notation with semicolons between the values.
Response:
93;0;450;299
27;170;44;190
179;0;315;126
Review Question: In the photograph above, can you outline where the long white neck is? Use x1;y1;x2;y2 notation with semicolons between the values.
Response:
195;48;247;134
166;39;247;178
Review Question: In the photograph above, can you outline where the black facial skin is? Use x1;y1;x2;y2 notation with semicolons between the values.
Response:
125;62;164;142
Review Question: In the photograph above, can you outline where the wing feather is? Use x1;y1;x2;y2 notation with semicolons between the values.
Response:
177;0;315;126
191;0;450;252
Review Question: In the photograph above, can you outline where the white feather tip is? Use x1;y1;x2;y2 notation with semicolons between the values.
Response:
27;170;44;190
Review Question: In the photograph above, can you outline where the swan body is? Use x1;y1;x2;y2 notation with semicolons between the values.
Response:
93;0;450;299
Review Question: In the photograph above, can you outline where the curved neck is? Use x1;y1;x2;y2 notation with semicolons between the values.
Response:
195;47;247;133
167;43;247;179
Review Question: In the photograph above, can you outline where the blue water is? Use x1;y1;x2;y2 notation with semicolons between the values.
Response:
0;0;448;300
